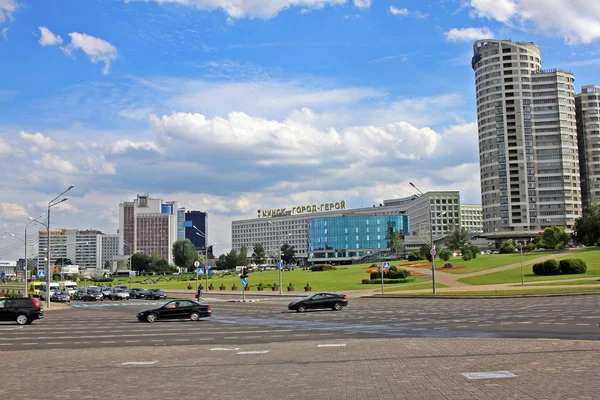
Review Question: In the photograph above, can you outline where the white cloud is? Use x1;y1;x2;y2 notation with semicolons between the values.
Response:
129;0;356;19
118;107;153;120
62;32;118;75
20;131;69;151
0;202;28;221
1;26;8;39
86;155;117;175
0;138;10;154
38;26;63;46
445;27;494;42
111;139;162;154
388;6;408;16
38;153;78;174
467;0;600;44
0;0;17;23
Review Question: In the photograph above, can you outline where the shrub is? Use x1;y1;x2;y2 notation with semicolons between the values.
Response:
311;264;336;272
370;271;381;280
187;284;193;290
462;252;473;261
438;249;452;261
361;279;371;284
500;241;516;254
387;268;409;279
532;259;561;275
559;259;587;274
369;278;414;284
407;252;422;262
443;263;454;268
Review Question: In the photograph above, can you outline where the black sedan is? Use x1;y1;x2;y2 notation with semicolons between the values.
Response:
145;289;167;300
129;288;147;299
83;289;104;301
71;289;87;300
137;300;211;323
288;292;348;312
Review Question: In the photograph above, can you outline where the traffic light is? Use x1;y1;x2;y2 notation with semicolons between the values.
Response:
240;267;249;279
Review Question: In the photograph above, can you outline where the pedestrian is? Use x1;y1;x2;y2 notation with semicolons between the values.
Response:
196;288;203;302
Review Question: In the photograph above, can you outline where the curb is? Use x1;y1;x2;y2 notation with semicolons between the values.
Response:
363;291;600;299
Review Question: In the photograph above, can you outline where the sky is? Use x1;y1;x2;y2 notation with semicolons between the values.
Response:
1;0;600;258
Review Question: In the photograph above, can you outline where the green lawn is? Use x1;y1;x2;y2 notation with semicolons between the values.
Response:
430;251;564;275
418;287;600;296
525;279;600;286
458;248;600;285
385;282;448;292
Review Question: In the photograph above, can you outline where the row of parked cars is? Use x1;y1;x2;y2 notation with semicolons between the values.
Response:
70;286;168;302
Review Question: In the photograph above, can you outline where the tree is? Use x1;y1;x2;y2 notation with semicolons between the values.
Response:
438;249;452;261
54;258;73;266
252;243;266;266
207;245;214;259
281;243;296;264
238;246;249;266
419;244;438;262
445;227;469;251
130;253;153;272
172;239;198;272
573;204;600;246
461;244;480;260
216;254;227;269
541;226;570;250
386;231;404;255
225;249;239;270
149;258;173;274
500;240;516;253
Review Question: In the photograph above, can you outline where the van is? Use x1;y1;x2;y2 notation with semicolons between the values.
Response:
28;282;44;298
59;281;79;295
39;282;60;301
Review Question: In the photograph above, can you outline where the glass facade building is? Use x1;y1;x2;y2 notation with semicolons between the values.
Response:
307;215;410;259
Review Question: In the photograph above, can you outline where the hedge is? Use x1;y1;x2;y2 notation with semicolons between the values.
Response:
311;264;336;272
559;259;587;274
365;278;415;284
532;259;560;275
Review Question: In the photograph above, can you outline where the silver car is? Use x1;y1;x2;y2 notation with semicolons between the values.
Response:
109;289;130;300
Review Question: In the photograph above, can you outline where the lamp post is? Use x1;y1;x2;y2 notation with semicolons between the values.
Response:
44;185;75;308
267;220;291;295
518;241;524;286
192;225;215;293
410;182;439;295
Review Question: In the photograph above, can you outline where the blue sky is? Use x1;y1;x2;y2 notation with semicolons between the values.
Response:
1;0;600;256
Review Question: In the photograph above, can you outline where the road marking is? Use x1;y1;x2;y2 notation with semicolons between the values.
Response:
224;337;237;339
576;323;590;326
317;344;346;347
462;371;517;380
125;341;139;343
23;343;39;345
237;350;269;355
175;339;190;342
100;341;116;344
120;361;159;365
210;347;240;351
46;342;64;345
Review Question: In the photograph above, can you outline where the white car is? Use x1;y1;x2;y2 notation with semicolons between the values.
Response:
109;289;130;300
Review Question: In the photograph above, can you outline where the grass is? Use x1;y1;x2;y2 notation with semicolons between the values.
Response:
413;287;600;296
385;282;448;292
428;251;564;275
524;279;600;286
458;248;600;285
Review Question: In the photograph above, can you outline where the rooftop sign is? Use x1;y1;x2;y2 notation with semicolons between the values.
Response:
258;200;347;218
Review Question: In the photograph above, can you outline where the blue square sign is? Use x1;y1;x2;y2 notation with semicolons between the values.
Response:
383;262;390;269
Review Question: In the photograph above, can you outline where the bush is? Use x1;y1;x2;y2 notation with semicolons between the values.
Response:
462;252;473;261
559;259;587;274
443;263;454;268
532;259;561;275
361;279;371;284
500;241;516;253
311;264;336;272
91;277;113;282
438;249;452;261
407;252;422;262
387;268;409;279
370;271;381;280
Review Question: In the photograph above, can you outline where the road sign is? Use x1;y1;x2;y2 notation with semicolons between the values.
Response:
430;248;437;256
241;278;247;287
277;261;283;269
38;270;46;279
76;277;80;282
205;265;210;270
197;267;204;275
194;260;200;267
383;262;390;269
129;271;136;278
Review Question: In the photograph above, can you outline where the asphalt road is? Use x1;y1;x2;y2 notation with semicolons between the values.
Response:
1;295;599;351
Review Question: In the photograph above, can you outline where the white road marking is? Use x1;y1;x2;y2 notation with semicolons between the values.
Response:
120;361;159;365
237;350;269;355
462;371;518;380
210;347;240;351
100;341;116;344
46;342;64;345
576;323;590;326
317;344;346;347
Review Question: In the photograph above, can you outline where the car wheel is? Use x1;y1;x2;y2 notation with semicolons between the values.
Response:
298;304;307;313
146;313;158;323
16;314;29;325
333;302;343;311
190;312;200;321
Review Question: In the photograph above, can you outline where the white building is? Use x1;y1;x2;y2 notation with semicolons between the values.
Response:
473;39;581;234
460;204;483;233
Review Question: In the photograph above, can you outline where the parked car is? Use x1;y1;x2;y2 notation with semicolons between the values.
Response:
137;300;210;323
145;289;167;300
288;292;348;312
84;288;104;301
0;297;44;325
72;289;87;300
51;290;71;303
114;285;129;291
109;289;130;301
129;288;147;299
101;287;113;297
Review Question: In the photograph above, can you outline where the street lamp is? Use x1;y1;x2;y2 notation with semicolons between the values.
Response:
192;225;214;293
267;220;292;295
21;214;45;296
410;182;440;295
43;185;75;308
